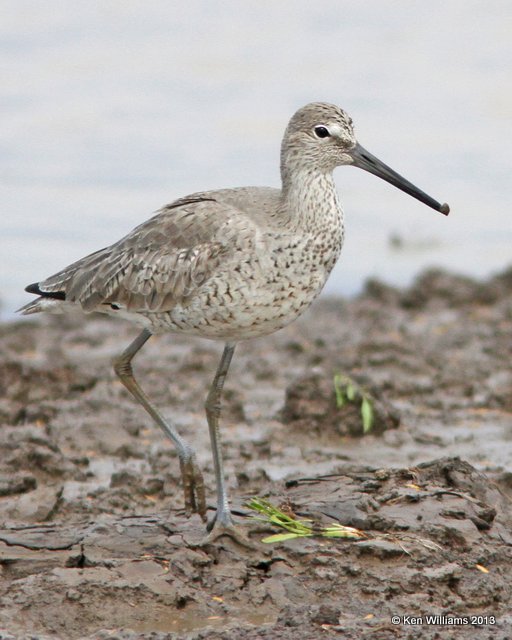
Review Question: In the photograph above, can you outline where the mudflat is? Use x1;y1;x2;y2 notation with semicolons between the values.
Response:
1;268;511;639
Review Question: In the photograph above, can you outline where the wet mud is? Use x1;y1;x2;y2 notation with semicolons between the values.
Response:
1;267;512;639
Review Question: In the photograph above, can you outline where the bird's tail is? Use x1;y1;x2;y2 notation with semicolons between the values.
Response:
17;297;66;315
17;283;67;315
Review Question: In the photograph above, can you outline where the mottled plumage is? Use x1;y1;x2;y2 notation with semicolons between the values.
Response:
20;103;449;545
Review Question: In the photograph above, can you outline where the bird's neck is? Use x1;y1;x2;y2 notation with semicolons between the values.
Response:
279;166;343;231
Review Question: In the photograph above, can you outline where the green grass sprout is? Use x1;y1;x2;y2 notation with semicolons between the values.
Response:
361;396;374;434
246;497;365;544
333;374;375;433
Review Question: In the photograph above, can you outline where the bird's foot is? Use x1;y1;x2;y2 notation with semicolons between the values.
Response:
202;521;261;550
180;457;207;522
191;511;262;551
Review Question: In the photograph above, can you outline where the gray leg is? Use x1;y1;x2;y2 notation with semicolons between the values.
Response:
113;329;206;520
201;342;257;548
205;342;236;527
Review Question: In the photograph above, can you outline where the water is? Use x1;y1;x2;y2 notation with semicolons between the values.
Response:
1;0;511;320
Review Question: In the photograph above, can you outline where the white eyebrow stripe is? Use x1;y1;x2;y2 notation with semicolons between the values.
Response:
329;123;344;138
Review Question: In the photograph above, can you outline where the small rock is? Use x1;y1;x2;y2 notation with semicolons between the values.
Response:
356;539;405;558
65;588;82;601
312;603;341;625
0;474;37;496
423;562;462;582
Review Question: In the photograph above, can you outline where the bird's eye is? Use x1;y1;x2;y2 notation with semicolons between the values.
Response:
314;125;331;139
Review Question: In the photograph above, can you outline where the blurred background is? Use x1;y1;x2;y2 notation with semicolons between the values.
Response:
1;0;511;320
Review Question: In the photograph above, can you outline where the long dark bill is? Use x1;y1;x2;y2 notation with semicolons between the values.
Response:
350;142;450;215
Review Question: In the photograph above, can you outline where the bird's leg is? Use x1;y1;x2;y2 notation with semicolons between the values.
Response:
113;329;206;520
199;342;256;548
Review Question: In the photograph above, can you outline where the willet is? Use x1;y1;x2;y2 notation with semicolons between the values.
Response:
19;102;449;546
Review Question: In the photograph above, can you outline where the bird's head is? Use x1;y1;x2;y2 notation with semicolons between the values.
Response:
282;102;449;215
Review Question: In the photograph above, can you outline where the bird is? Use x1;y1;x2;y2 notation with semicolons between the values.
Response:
19;102;449;546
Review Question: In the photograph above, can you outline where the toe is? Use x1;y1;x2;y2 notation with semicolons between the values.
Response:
196;520;263;551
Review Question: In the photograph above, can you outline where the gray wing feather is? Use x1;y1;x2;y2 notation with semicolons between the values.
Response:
38;195;241;313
